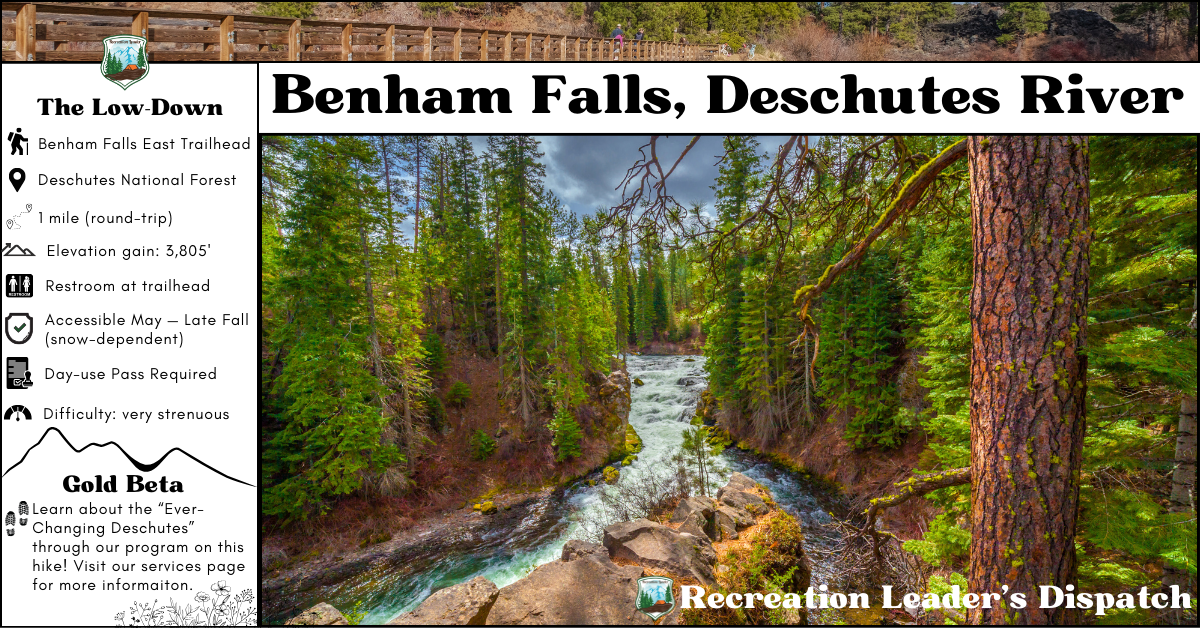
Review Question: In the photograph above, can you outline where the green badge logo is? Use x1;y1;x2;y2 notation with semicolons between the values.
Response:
101;35;148;90
636;576;675;621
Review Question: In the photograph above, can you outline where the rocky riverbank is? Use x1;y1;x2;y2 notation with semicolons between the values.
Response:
263;367;634;623
285;472;810;625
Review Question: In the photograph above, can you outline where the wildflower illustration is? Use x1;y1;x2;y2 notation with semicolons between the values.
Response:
114;581;256;626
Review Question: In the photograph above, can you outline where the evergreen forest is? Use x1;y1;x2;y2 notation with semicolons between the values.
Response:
260;134;1196;625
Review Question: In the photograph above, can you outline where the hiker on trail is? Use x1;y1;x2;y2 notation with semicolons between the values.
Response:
634;28;644;58
611;24;625;59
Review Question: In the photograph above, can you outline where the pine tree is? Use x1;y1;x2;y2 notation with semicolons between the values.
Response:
495;136;552;431
703;136;763;415
262;137;400;521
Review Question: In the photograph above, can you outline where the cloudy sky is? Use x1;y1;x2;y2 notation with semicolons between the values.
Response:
471;135;792;218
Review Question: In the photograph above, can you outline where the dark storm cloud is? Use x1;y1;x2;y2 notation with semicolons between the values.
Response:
537;135;791;219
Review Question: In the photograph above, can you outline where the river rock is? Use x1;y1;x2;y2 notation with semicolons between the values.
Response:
262;546;288;572
286;602;349;625
713;505;757;541
718;489;768;515
678;510;714;541
603;518;717;585
717;503;755;528
669;496;715;524
561;539;607;562
389;576;498;625
724;472;760;492
486;553;656;624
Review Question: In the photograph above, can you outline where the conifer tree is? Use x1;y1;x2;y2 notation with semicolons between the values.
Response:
262;137;400;521
704;136;762;413
495;136;552;431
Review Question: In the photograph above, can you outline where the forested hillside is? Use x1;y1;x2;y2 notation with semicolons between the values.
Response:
260;136;690;531
261;134;1195;624
633;134;1197;624
244;2;1197;60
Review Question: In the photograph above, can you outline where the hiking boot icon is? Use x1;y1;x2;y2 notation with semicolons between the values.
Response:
4;510;13;536
19;501;28;526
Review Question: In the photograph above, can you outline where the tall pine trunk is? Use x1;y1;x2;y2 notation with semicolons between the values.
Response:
1171;395;1197;509
966;135;1090;624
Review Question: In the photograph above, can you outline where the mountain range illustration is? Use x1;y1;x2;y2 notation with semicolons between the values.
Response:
2;427;253;486
1;243;34;256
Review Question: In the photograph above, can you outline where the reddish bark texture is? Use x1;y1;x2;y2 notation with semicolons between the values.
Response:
966;136;1090;624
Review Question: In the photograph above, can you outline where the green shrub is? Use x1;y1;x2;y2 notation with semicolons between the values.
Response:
716;511;809;625
470;429;496;460
446;381;472;407
902;513;971;567
254;2;317;18
422;392;445;432
549;409;583;461
418;2;454;16
422;333;447;377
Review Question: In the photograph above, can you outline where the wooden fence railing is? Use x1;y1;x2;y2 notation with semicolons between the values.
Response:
1;3;719;62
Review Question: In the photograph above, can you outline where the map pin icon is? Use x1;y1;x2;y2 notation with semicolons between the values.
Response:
8;168;24;192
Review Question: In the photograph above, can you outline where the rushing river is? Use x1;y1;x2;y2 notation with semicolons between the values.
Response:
284;355;846;625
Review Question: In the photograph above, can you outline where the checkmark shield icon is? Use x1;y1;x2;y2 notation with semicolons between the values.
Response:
5;312;32;344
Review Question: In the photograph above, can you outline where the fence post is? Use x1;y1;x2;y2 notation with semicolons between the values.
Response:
586;38;592;61
422;27;432;60
480;30;488;61
219;15;234;61
503;32;512;60
524;34;532;60
15;4;35;61
452;29;461;60
131;11;148;38
384;25;394;61
340;23;352;60
288;20;301;60
574;37;580;60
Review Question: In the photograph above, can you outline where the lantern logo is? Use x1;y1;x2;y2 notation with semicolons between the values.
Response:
101;35;148;89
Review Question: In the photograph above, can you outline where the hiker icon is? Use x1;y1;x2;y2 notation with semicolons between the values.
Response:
8;128;28;155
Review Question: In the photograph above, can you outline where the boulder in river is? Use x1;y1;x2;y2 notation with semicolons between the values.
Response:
389;576;498;625
603;518;717;585
486;553;659;624
724;471;761;492
717;482;769;515
561;539;608;562
286;602;349;625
